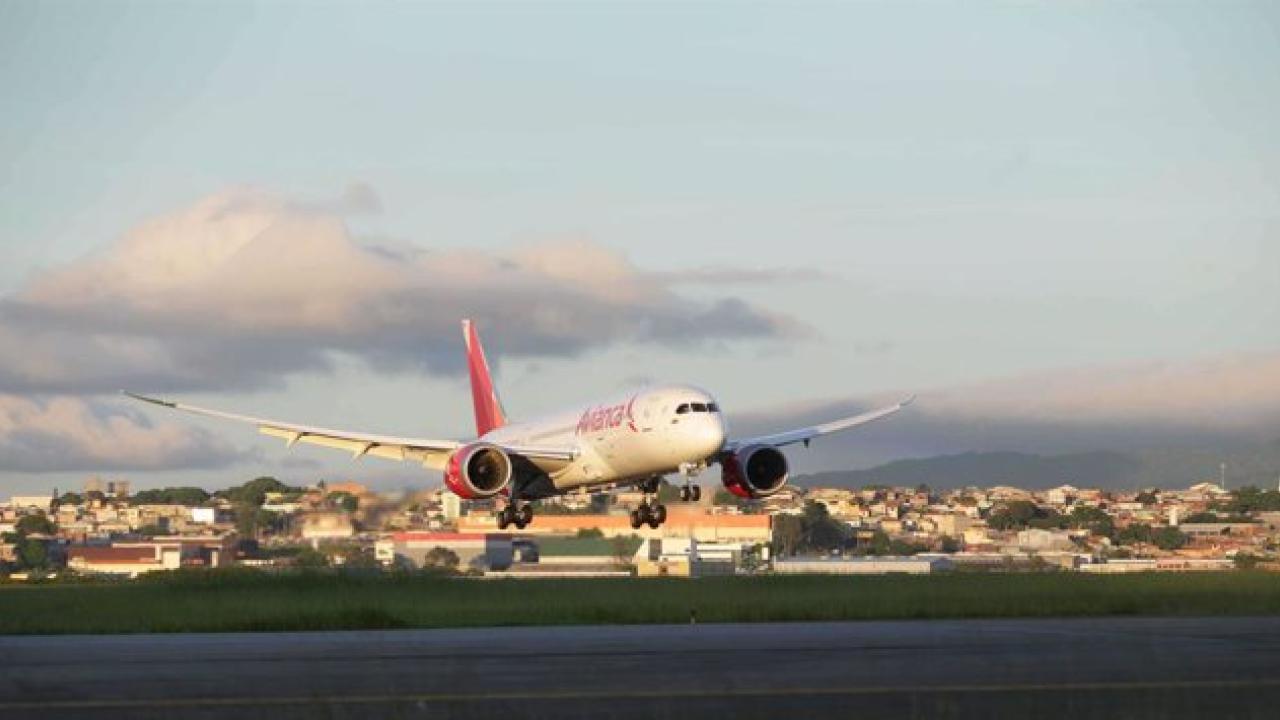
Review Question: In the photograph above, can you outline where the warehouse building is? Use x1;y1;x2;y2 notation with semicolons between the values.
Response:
376;532;515;571
772;556;952;575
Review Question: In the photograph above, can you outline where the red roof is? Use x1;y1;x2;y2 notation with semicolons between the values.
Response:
391;532;489;542
68;546;160;563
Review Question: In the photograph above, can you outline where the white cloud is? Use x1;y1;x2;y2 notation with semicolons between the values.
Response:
0;188;802;394
0;394;248;472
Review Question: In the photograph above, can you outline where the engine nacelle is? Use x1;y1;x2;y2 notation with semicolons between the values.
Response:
443;443;513;499
720;445;789;499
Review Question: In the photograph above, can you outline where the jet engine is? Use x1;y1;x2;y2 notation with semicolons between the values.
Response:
443;443;513;499
720;445;789;498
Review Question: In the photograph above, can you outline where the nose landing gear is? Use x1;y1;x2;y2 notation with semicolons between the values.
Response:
678;485;702;502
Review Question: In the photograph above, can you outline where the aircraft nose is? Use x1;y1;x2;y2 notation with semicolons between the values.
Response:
704;415;727;455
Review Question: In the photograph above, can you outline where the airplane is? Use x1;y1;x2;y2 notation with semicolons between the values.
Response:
127;319;913;530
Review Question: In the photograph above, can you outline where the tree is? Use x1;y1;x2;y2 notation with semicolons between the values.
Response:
1115;523;1153;546
136;524;167;538
988;501;1064;531
235;505;281;538
1181;511;1221;524
56;492;84;507
131;487;210;506
939;535;961;553
15;513;56;536
1234;553;1261;570
801;501;850;551
712;489;744;507
328;491;359;513
218;477;302;506
17;538;48;569
423;547;460;571
1135;490;1160;506
1151;526;1189;551
610;535;636;569
1221;486;1280;514
294;547;328;568
1068;505;1115;538
772;514;803;557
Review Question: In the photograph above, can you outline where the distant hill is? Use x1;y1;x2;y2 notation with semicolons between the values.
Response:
793;442;1280;492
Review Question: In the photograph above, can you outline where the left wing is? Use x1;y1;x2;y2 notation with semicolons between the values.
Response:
724;396;915;452
125;392;464;470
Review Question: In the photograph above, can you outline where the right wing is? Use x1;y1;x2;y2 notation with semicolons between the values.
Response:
123;392;576;471
724;396;915;452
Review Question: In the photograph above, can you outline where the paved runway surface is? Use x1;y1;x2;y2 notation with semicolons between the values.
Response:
2;616;1279;719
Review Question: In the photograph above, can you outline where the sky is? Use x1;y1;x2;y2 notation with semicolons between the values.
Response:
1;1;1278;495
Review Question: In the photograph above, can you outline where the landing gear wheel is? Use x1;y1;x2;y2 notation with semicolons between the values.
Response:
629;508;644;529
497;507;512;530
518;504;533;525
652;504;667;525
691;485;702;502
679;486;690;502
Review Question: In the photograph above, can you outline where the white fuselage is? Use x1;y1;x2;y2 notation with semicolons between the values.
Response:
481;384;726;490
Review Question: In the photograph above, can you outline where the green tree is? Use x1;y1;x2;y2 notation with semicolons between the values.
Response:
218;477;301;506
1152;526;1189;551
15;513;56;536
131;487;211;506
611;535;637;569
328;492;359;513
56;492;84;507
988;501;1064;531
17;538;48;569
939;535;961;553
712;489;744;506
1135;490;1160;505
1068;505;1115;538
772;514;803;557
423;546;460;571
1116;523;1153;546
234;505;282;538
1234;553;1260;570
294;547;328;568
1221;486;1280;514
136;524;168;538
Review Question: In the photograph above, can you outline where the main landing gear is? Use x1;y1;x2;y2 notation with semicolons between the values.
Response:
629;500;667;530
630;477;668;529
497;502;533;530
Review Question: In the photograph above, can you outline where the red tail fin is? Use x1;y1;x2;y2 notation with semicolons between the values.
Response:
462;319;507;436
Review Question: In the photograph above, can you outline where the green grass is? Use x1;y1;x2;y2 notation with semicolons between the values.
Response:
2;571;1279;635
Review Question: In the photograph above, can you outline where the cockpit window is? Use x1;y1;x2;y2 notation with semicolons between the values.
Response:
707;403;719;412
675;404;690;414
691;402;707;412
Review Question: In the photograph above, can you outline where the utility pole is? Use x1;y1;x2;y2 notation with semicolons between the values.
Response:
1220;462;1227;490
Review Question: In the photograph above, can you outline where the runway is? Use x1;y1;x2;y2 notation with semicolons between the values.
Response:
2;616;1279;719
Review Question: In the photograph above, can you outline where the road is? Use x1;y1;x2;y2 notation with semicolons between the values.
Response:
2;616;1279;719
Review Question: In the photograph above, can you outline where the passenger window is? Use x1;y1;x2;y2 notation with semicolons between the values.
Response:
707;403;719;412
676;404;690;414
691;402;707;412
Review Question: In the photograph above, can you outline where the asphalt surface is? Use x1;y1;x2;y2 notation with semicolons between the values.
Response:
2;616;1279;719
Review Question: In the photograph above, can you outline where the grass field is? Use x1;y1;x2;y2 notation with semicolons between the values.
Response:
2;571;1279;635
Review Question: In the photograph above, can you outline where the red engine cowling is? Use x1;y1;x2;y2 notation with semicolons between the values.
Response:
720;445;789;498
443;443;514;499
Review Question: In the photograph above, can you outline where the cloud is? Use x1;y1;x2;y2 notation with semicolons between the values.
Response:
733;352;1280;471
0;394;250;473
0;188;802;394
